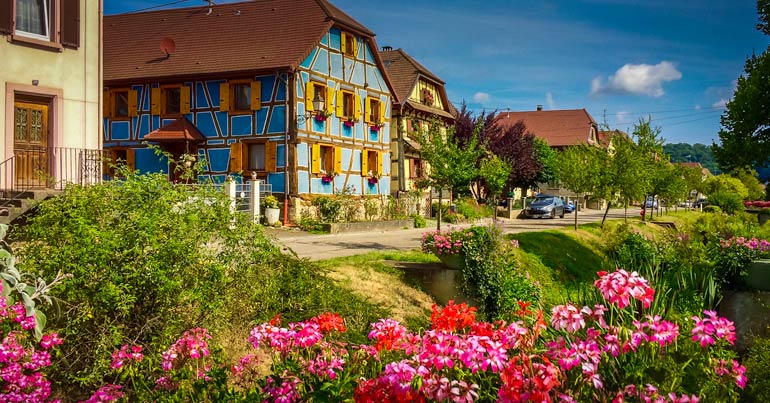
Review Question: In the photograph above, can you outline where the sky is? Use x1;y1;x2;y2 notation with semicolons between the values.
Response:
105;0;770;146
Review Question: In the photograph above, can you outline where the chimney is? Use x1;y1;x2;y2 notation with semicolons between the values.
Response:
382;46;393;51
537;104;543;111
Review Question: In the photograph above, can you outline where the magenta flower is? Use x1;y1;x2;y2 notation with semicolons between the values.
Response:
594;269;655;309
691;310;736;348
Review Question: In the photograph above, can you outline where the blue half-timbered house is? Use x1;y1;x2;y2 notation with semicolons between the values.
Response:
103;0;395;205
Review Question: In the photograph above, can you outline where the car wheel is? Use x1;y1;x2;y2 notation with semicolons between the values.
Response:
560;211;565;218
550;210;555;219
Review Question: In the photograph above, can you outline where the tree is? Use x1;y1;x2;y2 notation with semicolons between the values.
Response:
558;145;600;230
478;154;511;221
713;1;770;172
703;175;749;199
487;121;541;197
414;121;483;229
731;167;764;200
533;137;559;186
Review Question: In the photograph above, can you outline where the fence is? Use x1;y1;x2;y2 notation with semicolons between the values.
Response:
0;146;103;194
223;180;273;223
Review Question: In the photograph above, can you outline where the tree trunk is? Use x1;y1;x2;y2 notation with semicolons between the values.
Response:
601;200;612;228
437;188;442;230
624;201;627;223
574;193;579;230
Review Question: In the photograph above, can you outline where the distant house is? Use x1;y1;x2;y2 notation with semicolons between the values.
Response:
0;0;102;191
379;47;454;196
496;107;601;206
497;107;600;149
103;0;395;212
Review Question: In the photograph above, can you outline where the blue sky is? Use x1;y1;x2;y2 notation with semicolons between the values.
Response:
106;0;769;145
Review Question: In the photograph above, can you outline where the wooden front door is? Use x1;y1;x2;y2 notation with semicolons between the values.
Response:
13;102;49;188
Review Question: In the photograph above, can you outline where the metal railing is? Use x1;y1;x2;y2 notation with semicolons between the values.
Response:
0;146;103;203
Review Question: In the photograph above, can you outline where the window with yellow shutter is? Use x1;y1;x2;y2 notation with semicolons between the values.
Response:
161;85;182;116
227;79;262;114
341;32;357;57
368;98;383;125
340;91;355;118
112;89;130;119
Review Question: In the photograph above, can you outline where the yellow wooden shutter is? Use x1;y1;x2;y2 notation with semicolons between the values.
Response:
326;85;335;115
364;98;371;124
219;83;230;112
229;142;243;172
361;149;368;175
334;146;342;173
354;94;362;120
251;80;262;111
351;36;357;57
340;32;347;54
103;90;112;119
380;100;386;124
409;159;415;178
151;87;161;115
311;144;321;174
180;86;191;114
265;141;277;172
335;90;344;117
377;151;383;175
305;81;315;111
127;90;138;117
126;149;136;171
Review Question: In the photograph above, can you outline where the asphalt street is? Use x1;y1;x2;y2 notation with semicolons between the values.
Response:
265;207;647;260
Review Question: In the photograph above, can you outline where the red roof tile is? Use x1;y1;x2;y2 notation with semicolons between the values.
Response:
144;117;206;142
497;109;598;147
104;0;374;83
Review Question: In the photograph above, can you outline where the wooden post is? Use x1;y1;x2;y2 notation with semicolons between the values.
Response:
250;179;262;223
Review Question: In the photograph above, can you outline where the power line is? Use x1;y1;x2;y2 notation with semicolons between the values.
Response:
116;0;193;15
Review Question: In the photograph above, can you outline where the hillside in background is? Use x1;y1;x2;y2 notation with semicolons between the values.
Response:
663;143;721;174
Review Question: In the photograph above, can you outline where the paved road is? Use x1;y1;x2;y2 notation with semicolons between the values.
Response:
266;207;645;260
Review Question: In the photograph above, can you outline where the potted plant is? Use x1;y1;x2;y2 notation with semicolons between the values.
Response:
343;117;356;127
421;228;472;270
320;170;336;184
314;110;332;122
367;170;379;185
261;195;281;225
370;121;385;132
421;88;435;107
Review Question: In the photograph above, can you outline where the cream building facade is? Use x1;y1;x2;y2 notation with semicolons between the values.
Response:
0;0;102;189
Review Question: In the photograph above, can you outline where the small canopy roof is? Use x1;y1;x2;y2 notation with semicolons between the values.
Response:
143;117;206;142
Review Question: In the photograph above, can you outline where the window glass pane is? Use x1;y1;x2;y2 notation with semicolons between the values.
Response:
313;86;326;110
164;88;180;114
371;100;380;122
114;92;129;117
16;0;48;37
343;93;353;117
234;84;250;111
248;143;265;171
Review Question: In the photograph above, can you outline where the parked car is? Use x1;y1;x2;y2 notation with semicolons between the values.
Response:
694;198;708;208
524;196;565;219
564;201;575;214
644;197;658;209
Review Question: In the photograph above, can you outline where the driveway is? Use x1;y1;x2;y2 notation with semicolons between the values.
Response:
266;207;645;261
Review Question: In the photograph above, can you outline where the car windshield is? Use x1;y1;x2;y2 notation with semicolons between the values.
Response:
531;197;554;206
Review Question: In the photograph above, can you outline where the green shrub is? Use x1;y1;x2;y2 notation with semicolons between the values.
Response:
444;213;464;223
455;198;492;220
13;172;386;399
412;213;426;228
314;195;342;222
707;192;744;214
298;214;325;233
744;337;770;402
703;205;723;213
261;195;279;209
431;202;449;220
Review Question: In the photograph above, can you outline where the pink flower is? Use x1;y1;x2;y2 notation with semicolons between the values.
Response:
110;344;144;370
551;304;588;333
691;310;736;347
80;384;124;403
594;269;655;309
39;333;63;350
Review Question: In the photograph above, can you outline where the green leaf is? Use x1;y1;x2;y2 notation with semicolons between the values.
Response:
34;311;46;341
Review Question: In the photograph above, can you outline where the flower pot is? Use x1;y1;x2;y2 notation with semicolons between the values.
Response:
368;177;378;185
264;207;280;226
744;259;770;291
436;253;465;270
344;121;355;127
371;125;380;132
314;114;327;122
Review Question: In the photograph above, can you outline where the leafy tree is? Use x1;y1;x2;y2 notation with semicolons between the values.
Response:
703;174;749;199
558;145;600;230
663;142;720;174
533;137;559;186
479;153;511;220
414;121;483;229
713;1;770;172
731;166;764;200
611;134;651;220
487;121;541;197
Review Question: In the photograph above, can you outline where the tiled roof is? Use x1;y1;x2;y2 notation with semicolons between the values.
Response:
379;48;444;104
497;109;598;147
676;162;703;169
144;117;206;142
104;0;374;83
598;129;627;147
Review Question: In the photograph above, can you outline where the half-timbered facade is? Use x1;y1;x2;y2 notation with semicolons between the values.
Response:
103;0;394;205
379;47;454;195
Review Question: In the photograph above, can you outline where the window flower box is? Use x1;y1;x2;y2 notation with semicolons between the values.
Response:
314;110;332;122
370;122;385;132
367;177;378;185
343;119;355;128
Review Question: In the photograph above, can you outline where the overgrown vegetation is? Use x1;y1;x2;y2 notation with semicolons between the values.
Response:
12;171;388;400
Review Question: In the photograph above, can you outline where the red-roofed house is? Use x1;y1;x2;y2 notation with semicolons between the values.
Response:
497;107;600;149
103;0;395;218
379;47;454;196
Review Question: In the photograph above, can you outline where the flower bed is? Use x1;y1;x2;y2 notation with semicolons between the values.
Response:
76;269;745;402
421;227;473;256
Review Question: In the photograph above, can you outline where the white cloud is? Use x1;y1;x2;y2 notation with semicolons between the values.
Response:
615;110;629;124
591;61;682;97
694;104;701;111
473;92;491;103
546;92;555;109
712;98;728;108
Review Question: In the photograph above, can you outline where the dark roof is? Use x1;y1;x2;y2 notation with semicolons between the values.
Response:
379;48;444;103
598;129;628;148
144;117;206;142
497;109;598;147
104;0;375;83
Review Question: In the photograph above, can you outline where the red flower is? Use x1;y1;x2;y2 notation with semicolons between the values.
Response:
311;312;347;334
430;300;477;332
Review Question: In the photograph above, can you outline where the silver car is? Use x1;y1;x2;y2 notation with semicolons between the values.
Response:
525;196;565;219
